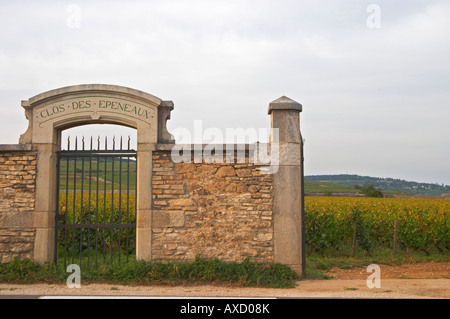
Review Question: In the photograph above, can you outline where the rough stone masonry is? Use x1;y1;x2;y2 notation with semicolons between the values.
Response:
151;149;274;262
0;147;37;262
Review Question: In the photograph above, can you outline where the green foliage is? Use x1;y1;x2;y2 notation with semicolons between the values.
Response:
305;196;450;256
113;256;299;288
57;193;136;257
59;157;137;191
0;256;299;288
0;259;65;283
350;208;372;253
356;184;384;198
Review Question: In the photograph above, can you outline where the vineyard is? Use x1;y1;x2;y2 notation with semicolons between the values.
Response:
57;193;136;266
57;194;450;262
305;196;449;256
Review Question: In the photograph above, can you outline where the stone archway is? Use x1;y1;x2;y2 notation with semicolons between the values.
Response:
19;84;174;263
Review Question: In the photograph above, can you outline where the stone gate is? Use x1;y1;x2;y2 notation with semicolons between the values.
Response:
0;84;305;274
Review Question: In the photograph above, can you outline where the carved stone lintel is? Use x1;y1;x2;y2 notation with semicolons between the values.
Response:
19;100;33;145
158;100;175;144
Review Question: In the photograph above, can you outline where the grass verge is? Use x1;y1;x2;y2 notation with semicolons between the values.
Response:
2;249;447;285
0;255;298;288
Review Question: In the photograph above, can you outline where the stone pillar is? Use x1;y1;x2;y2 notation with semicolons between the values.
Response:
158;101;175;144
268;96;305;275
135;142;154;261
33;143;59;263
135;100;174;261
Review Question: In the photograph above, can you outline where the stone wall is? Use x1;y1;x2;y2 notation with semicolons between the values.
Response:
0;90;304;273
152;150;274;262
0;149;37;262
0;147;275;264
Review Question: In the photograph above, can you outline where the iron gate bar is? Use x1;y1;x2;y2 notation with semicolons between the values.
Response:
118;137;122;263
111;137;115;264
55;135;137;269
58;224;136;229
64;139;70;267
72;138;77;266
126;136;132;262
87;137;92;265
103;137;107;263
95;137;100;266
79;137;85;269
59;151;138;157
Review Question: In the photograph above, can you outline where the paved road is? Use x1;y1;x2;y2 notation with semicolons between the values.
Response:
0;279;448;299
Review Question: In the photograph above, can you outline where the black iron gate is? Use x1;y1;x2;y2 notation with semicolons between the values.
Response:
55;136;137;268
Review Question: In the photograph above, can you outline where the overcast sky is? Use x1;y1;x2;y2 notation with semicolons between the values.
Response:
0;0;449;185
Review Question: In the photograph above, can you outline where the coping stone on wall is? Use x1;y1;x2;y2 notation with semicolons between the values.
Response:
0;144;33;152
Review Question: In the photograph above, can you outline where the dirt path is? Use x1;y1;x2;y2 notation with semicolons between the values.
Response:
0;262;448;299
325;261;449;280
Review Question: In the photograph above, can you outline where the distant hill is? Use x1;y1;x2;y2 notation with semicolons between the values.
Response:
304;180;363;197
305;174;450;197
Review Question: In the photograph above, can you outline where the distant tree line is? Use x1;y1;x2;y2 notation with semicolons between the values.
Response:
354;184;384;198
